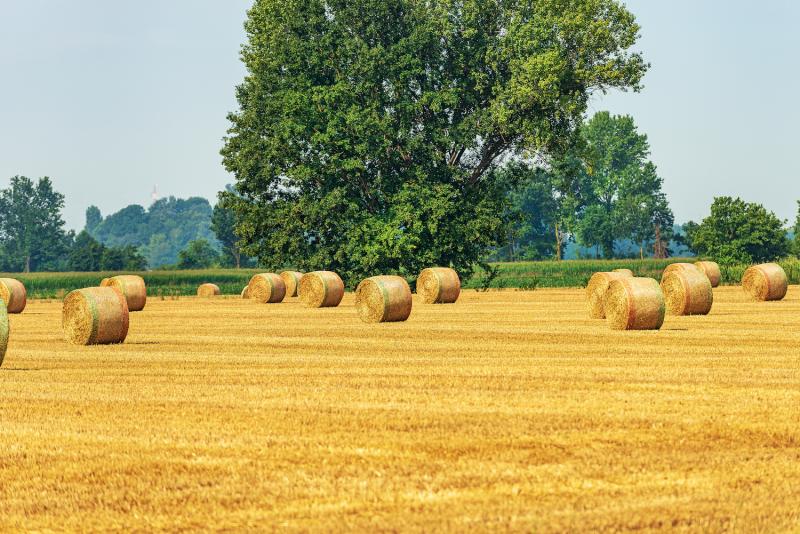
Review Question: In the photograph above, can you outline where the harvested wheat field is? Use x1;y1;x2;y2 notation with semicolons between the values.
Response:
1;287;800;531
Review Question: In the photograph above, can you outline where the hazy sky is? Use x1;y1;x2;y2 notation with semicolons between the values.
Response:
1;1;798;230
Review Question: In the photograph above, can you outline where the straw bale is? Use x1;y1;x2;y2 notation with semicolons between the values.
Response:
280;271;303;298
586;271;632;319
299;271;344;308
0;278;27;314
197;284;221;297
101;275;146;311
355;276;412;323
416;267;461;304
661;268;713;316
694;261;721;288
62;287;129;345
742;263;788;301
248;273;286;303
605;277;665;331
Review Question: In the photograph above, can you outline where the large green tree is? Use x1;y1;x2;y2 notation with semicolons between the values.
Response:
691;197;789;264
221;0;646;283
0;176;71;272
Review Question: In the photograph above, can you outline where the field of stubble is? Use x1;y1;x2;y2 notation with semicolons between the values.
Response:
1;287;800;531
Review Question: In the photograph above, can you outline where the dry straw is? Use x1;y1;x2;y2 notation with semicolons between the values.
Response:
661;268;713;316
299;271;344;308
100;275;146;312
0;278;27;314
661;263;701;282
416;267;461;304
355;275;412;323
0;302;8;367
62;287;130;345
280;271;303;297
248;273;286;303
605;277;665;331
742;263;788;301
241;285;250;299
695;261;721;288
197;283;221;297
613;268;635;277
586;271;633;319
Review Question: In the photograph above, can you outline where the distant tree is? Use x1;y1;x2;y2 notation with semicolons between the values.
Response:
211;188;244;268
0;176;71;272
681;221;700;255
692;197;789;264
221;0;647;284
616;162;674;258
177;239;219;269
100;245;147;271
85;205;102;233
68;231;106;271
794;201;800;256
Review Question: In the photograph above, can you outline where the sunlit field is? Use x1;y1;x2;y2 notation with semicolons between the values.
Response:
1;287;800;530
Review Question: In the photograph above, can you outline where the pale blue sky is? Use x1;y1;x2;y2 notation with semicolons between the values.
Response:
1;1;798;230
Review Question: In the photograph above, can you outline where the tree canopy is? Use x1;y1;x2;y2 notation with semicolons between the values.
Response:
221;0;647;283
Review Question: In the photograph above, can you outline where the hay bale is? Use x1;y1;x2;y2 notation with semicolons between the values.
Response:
355;275;412;323
280;271;304;297
0;302;8;367
661;262;700;282
613;268;634;277
197;283;221;297
586;271;633;319
661;268;713;316
100;275;146;312
695;261;721;288
416;267;461;304
248;273;286;303
241;285;250;299
299;271;344;308
62;287;129;345
0;278;27;314
605;277;665;331
742;263;788;301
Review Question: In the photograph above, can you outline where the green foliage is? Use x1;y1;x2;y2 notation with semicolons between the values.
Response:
85;206;102;233
177;239;220;269
68;231;148;272
88;197;218;268
794;201;800;256
222;0;647;285
0;176;72;272
692;197;790;265
211;187;249;268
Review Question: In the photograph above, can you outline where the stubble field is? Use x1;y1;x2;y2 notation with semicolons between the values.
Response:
1;287;799;531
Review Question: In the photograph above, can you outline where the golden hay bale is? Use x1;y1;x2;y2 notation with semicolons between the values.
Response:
62;287;129;345
241;285;250;299
0;302;8;367
280;271;304;297
661;262;701;282
742;263;788;301
355;276;412;323
695;261;721;288
197;283;221;297
613;268;634;277
0;278;27;314
661;268;713;316
585;271;633;319
100;275;146;312
248;273;286;303
299;271;344;308
605;277;665;331
416;267;461;304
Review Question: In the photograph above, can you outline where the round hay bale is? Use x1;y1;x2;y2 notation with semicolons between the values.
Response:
0;278;27;314
355;275;412;323
280;271;304;297
100;275;146;312
299;271;344;308
0;302;8;367
62;287;129;345
197;283;221;297
586;271;632;319
661;262;700;282
695;261;721;288
661;268;713;316
248;273;286;303
742;263;788;301
605;277;665;331
416;267;461;304
241;285;250;299
613;268;634;277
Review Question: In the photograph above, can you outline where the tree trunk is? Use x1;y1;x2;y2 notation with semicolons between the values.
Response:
640;244;644;260
25;255;31;273
555;222;562;261
234;249;241;269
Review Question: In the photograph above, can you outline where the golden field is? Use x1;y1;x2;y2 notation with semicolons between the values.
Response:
1;287;800;531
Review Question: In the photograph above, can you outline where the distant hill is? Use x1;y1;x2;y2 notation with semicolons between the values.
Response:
86;197;218;268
